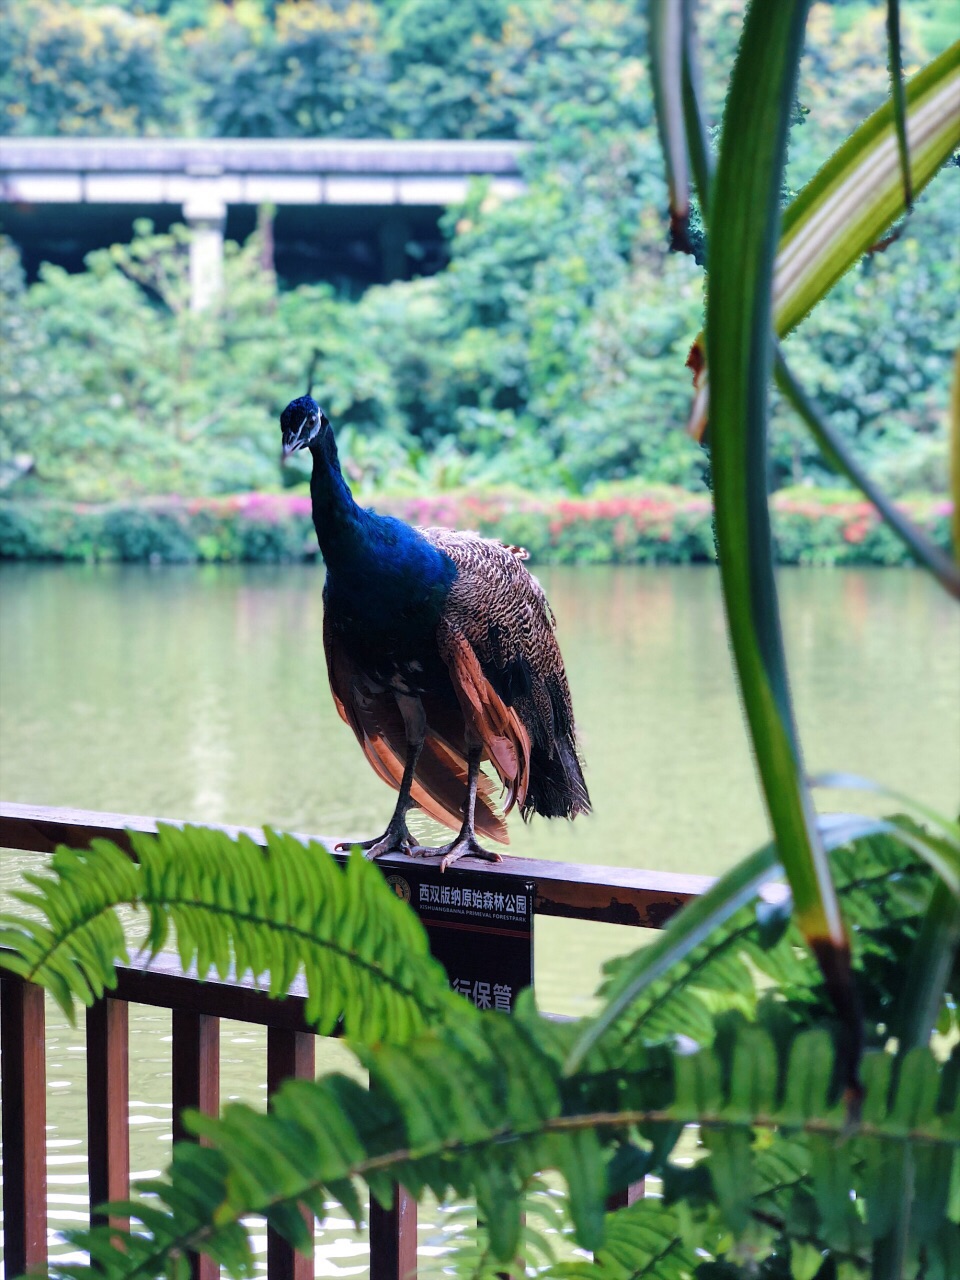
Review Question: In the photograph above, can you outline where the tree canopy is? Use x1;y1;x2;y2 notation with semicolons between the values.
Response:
0;1;956;506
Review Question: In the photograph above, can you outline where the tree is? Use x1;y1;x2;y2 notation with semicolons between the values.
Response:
188;0;389;138
0;0;175;136
1;2;956;506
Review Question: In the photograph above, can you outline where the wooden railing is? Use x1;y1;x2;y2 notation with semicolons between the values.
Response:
0;801;710;1280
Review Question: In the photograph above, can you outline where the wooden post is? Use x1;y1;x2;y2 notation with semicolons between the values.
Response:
369;1189;418;1280
86;998;130;1229
172;1010;221;1280
1;977;47;1277
266;1029;317;1280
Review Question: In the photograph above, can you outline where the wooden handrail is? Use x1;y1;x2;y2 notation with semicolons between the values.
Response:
0;800;709;928
1;801;708;1280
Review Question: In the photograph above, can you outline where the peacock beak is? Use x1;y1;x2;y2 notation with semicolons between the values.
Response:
281;414;314;460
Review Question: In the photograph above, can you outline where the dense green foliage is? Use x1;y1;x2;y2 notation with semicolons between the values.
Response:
1;2;956;512
0;0;649;142
2;822;958;1278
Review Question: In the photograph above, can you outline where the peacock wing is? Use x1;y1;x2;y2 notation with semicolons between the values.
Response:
421;527;590;823
434;613;532;815
323;614;508;843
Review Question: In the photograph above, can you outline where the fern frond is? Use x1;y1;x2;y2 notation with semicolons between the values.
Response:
546;1199;698;1280
0;825;460;1042
40;1009;959;1280
590;828;937;1055
418;1177;571;1280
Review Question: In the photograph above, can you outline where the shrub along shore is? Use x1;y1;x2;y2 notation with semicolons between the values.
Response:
0;488;951;568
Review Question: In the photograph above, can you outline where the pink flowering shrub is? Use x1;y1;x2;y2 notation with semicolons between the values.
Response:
0;489;952;567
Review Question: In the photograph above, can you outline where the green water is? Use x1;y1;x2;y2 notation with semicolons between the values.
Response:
1;562;958;1267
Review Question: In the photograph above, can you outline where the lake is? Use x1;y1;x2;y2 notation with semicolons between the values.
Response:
1;561;958;1268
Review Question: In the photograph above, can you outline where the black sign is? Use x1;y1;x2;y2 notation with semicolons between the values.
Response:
381;865;535;1013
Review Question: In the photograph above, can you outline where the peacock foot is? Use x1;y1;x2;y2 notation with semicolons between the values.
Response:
405;831;503;873
337;818;417;860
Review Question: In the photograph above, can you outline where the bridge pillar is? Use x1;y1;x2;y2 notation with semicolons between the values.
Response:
183;192;226;312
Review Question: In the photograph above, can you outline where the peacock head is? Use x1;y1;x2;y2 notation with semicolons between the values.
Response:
280;395;329;459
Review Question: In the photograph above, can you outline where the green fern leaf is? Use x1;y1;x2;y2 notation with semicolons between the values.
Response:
548;1200;698;1280
586;828;937;1064
702;1126;754;1235
0;824;461;1043
808;1134;863;1249
34;1008;960;1280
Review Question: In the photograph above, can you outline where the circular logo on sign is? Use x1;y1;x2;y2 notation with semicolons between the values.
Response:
385;874;411;904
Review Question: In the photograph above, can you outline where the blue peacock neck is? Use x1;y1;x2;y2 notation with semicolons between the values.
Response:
308;422;457;630
308;428;366;565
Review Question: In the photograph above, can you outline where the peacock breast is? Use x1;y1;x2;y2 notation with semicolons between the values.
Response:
322;539;457;696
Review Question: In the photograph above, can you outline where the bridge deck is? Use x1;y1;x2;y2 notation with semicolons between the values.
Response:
0;137;528;206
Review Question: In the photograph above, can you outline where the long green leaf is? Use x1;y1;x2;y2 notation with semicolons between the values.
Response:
774;350;960;599
774;39;960;338
688;39;960;436
706;0;860;1077
679;0;713;211
649;0;712;259
809;772;960;845
885;0;913;211
649;0;690;252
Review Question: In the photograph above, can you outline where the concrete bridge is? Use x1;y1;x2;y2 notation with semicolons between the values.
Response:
0;137;528;307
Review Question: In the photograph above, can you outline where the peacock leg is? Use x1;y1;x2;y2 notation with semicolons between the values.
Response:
412;738;503;872
337;694;423;859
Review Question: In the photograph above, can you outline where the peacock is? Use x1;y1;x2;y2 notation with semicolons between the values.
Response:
280;395;590;870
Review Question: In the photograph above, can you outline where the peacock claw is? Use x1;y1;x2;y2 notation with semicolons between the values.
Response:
338;821;502;870
401;832;503;872
440;836;502;872
337;822;416;860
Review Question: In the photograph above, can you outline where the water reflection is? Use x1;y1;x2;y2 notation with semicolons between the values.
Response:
1;563;957;1269
2;561;958;1008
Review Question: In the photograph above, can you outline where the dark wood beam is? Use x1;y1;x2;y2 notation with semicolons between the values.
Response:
0;801;708;929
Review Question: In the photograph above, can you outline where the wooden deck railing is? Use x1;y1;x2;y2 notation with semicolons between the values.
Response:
0;801;710;1280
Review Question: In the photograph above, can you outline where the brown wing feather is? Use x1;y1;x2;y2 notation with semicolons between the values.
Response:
324;615;509;843
420;528;590;822
435;617;532;814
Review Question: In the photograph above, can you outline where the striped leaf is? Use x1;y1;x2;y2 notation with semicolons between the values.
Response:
702;0;864;1089
688;39;960;436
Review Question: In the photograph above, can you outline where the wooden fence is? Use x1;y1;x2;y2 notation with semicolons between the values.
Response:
0;801;710;1280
